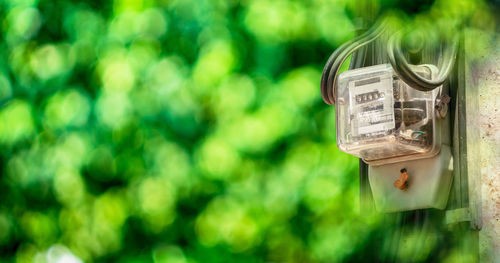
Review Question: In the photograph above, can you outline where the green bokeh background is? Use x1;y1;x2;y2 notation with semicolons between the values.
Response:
0;0;494;262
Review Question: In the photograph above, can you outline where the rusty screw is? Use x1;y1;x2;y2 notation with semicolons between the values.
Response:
394;168;409;191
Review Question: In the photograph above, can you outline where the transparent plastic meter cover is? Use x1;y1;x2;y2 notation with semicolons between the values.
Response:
335;64;441;164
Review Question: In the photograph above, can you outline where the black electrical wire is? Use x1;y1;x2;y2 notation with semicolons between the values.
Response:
320;19;388;105
387;30;459;92
321;18;459;105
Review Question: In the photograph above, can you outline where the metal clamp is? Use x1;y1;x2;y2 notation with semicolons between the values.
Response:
436;94;451;119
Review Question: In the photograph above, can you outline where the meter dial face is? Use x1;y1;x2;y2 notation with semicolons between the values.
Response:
349;76;395;137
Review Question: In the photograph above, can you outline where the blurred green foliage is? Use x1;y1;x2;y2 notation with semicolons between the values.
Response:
0;0;495;262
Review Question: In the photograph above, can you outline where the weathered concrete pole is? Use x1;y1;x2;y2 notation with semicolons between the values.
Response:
468;30;500;262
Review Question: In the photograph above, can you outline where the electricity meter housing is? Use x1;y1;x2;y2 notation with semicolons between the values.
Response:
336;64;442;165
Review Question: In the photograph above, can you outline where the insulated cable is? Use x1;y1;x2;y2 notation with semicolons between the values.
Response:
321;18;459;105
387;30;459;92
320;19;389;105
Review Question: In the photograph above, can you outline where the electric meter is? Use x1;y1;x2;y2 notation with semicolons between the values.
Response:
335;64;442;165
320;20;457;213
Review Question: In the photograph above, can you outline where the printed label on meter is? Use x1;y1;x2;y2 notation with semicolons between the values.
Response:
349;76;395;136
